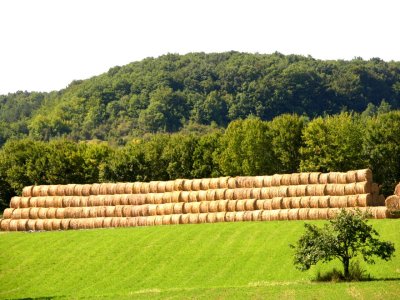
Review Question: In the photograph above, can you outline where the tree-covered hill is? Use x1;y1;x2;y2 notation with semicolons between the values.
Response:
1;52;400;145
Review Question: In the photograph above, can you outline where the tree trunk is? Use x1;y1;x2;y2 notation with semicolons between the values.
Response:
343;258;350;279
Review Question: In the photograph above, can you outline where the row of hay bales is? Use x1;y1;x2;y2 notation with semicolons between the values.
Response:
3;194;384;219
0;207;389;231
3;195;382;220
21;169;373;197
10;183;383;209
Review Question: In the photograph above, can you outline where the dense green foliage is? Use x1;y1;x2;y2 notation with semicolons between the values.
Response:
291;209;395;279
1;111;400;211
1;52;400;144
0;220;399;299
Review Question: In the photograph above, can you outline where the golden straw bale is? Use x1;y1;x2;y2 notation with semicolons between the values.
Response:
325;184;335;195
375;207;388;219
53;196;63;208
70;196;80;207
52;219;62;230
344;183;356;195
26;219;36;231
43;220;53;231
183;179;193;191
290;197;302;208
81;184;91;196
147;205;157;216
104;206;115;217
234;211;245;222
94;207;105;218
208;201;219;213
10;197;21;208
145;216;156;226
60;196;70;208
270;187;280;198
199;201;209;213
16;219;29;231
243;211;252;221
338;196;348;208
346;170;357;183
318;173;329;184
200;178;211;190
153;216;163;226
227;200;237;212
227;177;237;189
206;190;216;201
34;219;45;231
191;202;201;214
279;209;289;220
278;186;288;197
347;195;358;207
179;191;190;203
250;188;261;200
314;185;326;196
101;195;111;206
288;173;300;185
309;196;319;208
263;176;273;187
356;169;372;182
48;185;58;196
328;172;339;184
198;190;207;202
109;217;121;228
22;186;34;197
333;185;346;196
131;182;140;194
306;185;316;196
337;173;347;184
209;178;220;189
180;214;190;224
224;189;234;200
288;208;300;220
11;208;22;219
233;188;247;200
215;189;226;200
134;217;146;226
300;196;311;208
140;183;150;194
101;217;112;228
219;177;230;189
218;200;228;212
309;172;321;184
90;183;101;195
187;191;198;202
198;213;208;223
281;174;292;186
271;197;283;210
79;196;89;207
318;196;330;208
235;200;245;211
160;192;170;204
271;174;283;186
300;173;310;185
318;208;329;220
188;213;199;224
32;186;41;197
170;191;181;203
29;207;40;219
244;199;256;210
147;181;158;193
296;185;307;197
288;186;297;197
39;186;50;197
119;194;129;205
38;207;48;219
255;176;265;188
65;184;76;196
260;210;271;221
61;219;71;230
355;182;372;194
160;215;171;225
282;197;291;209
73;185;84;196
46;207;57;219
98;183;108;195
263;199;273;210
216;212;226;222
182;203;191;214
255;200;265;210
93;218;103;228
269;210;280;221
308;208;319;220
173;179;184;191
191;179;201;191
298;208;309;220
260;187;270;199
173;202;184;214
225;212;236;222
0;219;10;231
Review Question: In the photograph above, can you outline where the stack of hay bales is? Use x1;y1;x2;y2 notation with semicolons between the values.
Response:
0;169;394;232
384;182;400;218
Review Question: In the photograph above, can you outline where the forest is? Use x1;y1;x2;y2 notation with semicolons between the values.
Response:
1;111;400;211
1;52;400;145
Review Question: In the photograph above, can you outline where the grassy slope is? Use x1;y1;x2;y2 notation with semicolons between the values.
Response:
0;220;399;299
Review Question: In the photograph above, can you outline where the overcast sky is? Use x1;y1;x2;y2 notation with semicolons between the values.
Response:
1;0;399;94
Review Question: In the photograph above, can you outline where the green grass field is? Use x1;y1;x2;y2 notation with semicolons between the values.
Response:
1;220;399;299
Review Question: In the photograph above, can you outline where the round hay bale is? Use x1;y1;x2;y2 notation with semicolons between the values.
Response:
22;186;34;197
337;173;347;184
209;178;220;189
148;205;157;216
327;208;340;219
219;177;230;189
88;207;97;218
149;181;159;193
156;204;165;215
263;199;273;210
225;212;236;222
198;191;207;202
260;210;271;221
344;183;356;195
200;178;211;190
227;177;237;189
271;187;280;198
195;213;205;223
70;196;80;207
153;216;163;226
12;208;22;219
145;216;156;226
182;203;192;214
282;197;291;209
105;206;116;217
255;176;264;188
234;211;245;222
299;173;310;185
60;219;71;230
218;200;228;212
81;185;91;196
328;172;339;184
29;207;40;219
179;191;190;203
270;210;280;221
0;219;10;231
318;208;329;219
118;194;129;205
243;211;253;221
288;173;300;185
206;190;217;202
233;188;247;200
300;196;311;208
102;217;113;228
338;196;348;208
114;183;125;194
151;193;162;205
279;209;289;220
314;185;326;196
139;204;149;217
26;220;36;231
288;209;300;220
191;179;202;191
79;196;89;207
46;207;57;219
298;208;309;220
60;197;71;208
93;218;104;228
355;182;371;194
35;219;45;231
308;208;319;220
223;189;233;200
188;191;198;202
173;179;184;191
214;189;226;200
325;184;335;195
155;181;165;193
295;185;307;197
263;176;273;187
53;196;63;208
260;187;270;199
96;207;107;218
48;185;58;196
99;183;108;195
65;184;76;196
140;183;150;194
250;188;261;200
236;200;246;211
278;186;288;197
182;179;193;191
39;186;50;197
110;217;121;228
333;185;346;196
306;185;316;196
347;195;358;207
318;173;329;184
357;194;372;207
171;191;182;203
375;207;388;219
161;215;172;225
271;197;282;209
161;192;171;204
346;170;357;183
38;207;48;219
255;199;265;210
32;186;41;197
385;195;400;210
288;186;297;197
290;197;302;208
281;174;292;186
79;207;91;218
309;196;319;208
16;219;27;231
208;201;219;213
162;203;173;215
180;214;190;224
188;214;199;224
90;183;101;195
102;195;113;206
271;174;282;186
52;219;62;230
318;196;330;208
199;201;209;213
356;169;372;182
227;200;237;212
309;172;321;184
173;202;184;214
245;199;256;210
10;197;21;208
132;182;141;194
43;220;53;231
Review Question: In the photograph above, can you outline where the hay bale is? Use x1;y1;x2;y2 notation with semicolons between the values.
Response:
91;183;101;195
263;176;273;187
299;173;310;185
255;199;265;210
278;186;288;197
183;179;193;191
60;219;71;230
38;208;48;219
271;174;283;186
79;196;89;207
375;207;388;219
46;207;57;219
355;182;372;194
298;208;309;220
170;214;180;225
250;188;261;199
260;187;271;199
101;217;112;228
309;172;321;184
319;173;329;184
225;189;235;200
140;183;150;194
270;210;280;221
53;196;63;208
198;190;207;202
40;185;50;197
48;185;58;196
174;179;185;191
315;185;326;196
173;202;184;214
296;185;307;197
255;176;264;188
227;177;237;189
0;219;10;231
215;212;226;222
288;186;297;197
333;185;346;196
347;195;358;207
35;219;45;231
234;211;245;222
191;179;202;191
290;197;302;209
279;209;289;220
306;185;316;196
149;181;159;193
81;184;91;196
288;208;300;220
328;172;340;184
29;207;40;219
32;186;41;197
309;197;319;208
337;173;347;184
394;183;400;196
270;187;280;198
225;212;236;222
308;208;319;220
271;197;282;209
179;214;189;224
244;199;256;210
344;183;356;195
191;202;201;214
197;213;207;223
243;211;253;221
153;215;163;226
209;178;220;189
188;214;199;224
346;170;357;183
327;208;340;219
281;174;292;186
227;200;237;212
318;196;330;208
10;197;21;208
43;220;53;231
171;191;182;203
289;173;300;185
188;191;198;202
282;197;291;209
325;184;335;195
73;185;83;196
131;182;141;193
385;195;400;210
215;189;226;200
233;188;246;200
356;169;372;182
338;196;348;208
12;220;26;231
236;200;246;211
22;186;34;197
216;200;227;212
318;208;329;220
219;177;230;189
260;210;271;221
206;190;216;202
200;178;211;190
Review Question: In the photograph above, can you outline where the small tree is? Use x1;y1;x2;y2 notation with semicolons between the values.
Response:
290;209;395;280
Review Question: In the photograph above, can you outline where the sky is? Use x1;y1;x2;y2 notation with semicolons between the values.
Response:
1;0;399;94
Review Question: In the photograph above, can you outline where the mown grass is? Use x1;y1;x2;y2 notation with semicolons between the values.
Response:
0;220;399;299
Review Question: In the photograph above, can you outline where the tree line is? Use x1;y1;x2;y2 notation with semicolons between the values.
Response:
1;110;400;211
1;52;400;146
